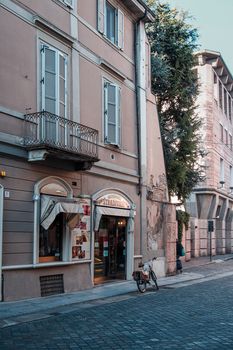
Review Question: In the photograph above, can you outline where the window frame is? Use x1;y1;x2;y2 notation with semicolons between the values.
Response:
98;0;124;49
40;42;68;118
105;1;118;45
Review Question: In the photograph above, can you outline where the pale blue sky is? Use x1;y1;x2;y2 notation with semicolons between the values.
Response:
162;0;233;73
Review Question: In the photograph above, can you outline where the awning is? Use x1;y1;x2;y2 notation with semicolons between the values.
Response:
94;206;134;231
41;195;83;230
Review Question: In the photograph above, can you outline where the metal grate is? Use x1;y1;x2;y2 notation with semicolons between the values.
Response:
24;111;99;160
40;274;64;297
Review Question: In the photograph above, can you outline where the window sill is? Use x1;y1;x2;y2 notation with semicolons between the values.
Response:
2;260;92;270
104;143;121;150
36;260;92;268
102;34;123;52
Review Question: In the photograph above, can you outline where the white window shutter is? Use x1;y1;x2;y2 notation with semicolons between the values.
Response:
41;44;46;111
116;87;121;145
104;82;108;142
58;54;67;118
44;47;57;115
110;84;117;144
118;9;124;49
98;0;105;34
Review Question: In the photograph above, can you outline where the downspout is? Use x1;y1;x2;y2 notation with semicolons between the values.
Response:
0;185;3;301
135;10;147;255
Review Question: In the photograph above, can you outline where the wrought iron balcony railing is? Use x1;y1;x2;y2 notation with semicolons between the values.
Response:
24;111;99;162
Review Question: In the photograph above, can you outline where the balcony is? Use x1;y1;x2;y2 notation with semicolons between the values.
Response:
24;111;99;170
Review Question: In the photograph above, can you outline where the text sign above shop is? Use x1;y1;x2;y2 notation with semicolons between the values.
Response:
96;193;130;209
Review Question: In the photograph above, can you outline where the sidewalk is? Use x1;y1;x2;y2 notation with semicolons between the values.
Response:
1;253;233;327
183;252;233;269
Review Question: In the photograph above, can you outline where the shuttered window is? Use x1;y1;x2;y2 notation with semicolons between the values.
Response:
104;81;121;146
41;44;67;118
97;0;124;49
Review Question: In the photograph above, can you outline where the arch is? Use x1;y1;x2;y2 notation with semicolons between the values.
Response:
92;187;135;208
34;176;73;198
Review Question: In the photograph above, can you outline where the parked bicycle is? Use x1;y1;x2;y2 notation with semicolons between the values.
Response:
132;257;159;293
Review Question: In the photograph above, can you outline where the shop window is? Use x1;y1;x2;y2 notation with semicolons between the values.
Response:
35;178;91;264
97;0;124;49
39;212;64;262
104;80;121;146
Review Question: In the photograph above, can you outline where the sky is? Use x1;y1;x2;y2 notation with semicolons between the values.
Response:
161;0;233;73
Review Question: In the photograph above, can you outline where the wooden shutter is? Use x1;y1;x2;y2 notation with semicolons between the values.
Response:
43;46;57;115
98;0;105;34
117;87;121;145
118;9;124;49
58;53;67;119
104;82;120;145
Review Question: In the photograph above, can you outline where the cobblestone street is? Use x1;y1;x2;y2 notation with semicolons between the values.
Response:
1;263;233;350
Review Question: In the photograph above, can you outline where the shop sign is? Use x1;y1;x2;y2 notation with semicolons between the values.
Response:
96;193;130;209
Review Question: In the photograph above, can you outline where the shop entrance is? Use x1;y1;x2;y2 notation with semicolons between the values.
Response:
94;216;127;284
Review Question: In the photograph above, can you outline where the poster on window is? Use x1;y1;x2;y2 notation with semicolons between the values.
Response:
71;198;91;261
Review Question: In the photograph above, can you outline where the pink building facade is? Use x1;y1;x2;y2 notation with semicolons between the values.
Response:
187;50;233;258
0;0;176;301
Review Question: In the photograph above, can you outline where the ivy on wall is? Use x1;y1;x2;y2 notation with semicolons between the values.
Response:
176;210;189;242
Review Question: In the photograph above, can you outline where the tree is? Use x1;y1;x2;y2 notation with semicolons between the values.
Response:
146;1;205;202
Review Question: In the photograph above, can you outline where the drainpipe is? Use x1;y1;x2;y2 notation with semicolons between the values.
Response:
0;185;4;301
135;10;148;255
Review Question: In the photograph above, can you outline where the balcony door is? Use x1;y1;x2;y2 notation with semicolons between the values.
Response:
40;43;67;144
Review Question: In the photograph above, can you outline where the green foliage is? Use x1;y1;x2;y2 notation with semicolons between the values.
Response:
146;1;205;202
176;209;190;242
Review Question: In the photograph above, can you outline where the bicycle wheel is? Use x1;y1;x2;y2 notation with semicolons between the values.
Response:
150;271;159;290
136;279;146;293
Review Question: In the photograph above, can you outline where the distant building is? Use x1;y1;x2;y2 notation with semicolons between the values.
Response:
186;50;233;257
0;0;176;301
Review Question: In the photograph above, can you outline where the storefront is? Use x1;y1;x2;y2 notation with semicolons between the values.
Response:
92;190;135;284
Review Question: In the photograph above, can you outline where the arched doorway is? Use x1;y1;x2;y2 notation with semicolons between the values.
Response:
92;189;135;284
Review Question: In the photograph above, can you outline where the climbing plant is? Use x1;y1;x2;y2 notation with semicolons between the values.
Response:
176;209;190;242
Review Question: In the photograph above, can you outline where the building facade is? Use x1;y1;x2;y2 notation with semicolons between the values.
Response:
187;50;233;257
0;0;176;301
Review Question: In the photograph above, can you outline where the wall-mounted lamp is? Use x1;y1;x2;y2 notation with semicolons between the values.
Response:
229;186;233;194
0;171;6;178
218;180;225;189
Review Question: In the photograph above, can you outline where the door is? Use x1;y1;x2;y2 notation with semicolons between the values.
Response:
94;216;127;284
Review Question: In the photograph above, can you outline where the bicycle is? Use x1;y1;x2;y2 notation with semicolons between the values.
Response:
132;257;159;293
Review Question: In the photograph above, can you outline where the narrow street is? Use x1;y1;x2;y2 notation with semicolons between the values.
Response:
1;260;233;349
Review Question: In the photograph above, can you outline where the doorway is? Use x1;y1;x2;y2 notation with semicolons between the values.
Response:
94;216;127;284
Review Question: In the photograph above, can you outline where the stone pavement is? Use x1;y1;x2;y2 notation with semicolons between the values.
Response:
0;253;233;328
